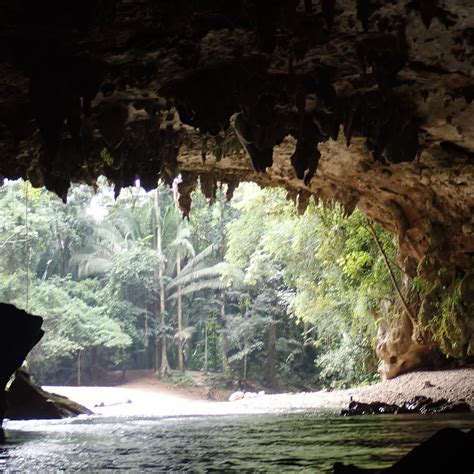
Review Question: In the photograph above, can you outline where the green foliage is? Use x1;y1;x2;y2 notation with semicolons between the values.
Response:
412;275;431;295
225;184;390;387
316;334;378;389
413;257;472;359
429;279;466;358
0;178;399;389
20;276;131;383
162;372;196;387
100;148;114;166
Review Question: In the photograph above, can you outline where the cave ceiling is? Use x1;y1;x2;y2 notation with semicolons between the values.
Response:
0;0;473;272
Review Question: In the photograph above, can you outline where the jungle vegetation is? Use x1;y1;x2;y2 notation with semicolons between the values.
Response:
0;178;398;389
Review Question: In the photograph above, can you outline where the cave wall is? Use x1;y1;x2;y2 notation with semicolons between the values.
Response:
0;0;473;377
0;304;44;442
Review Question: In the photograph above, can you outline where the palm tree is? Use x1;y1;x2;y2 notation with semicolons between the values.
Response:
166;195;195;371
71;184;196;376
167;245;243;298
70;183;244;375
167;244;244;372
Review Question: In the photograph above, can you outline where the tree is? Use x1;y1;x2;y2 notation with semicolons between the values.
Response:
12;277;131;385
167;244;244;372
0;178;398;389
225;183;395;388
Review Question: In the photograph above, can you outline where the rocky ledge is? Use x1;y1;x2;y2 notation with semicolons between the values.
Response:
341;395;470;416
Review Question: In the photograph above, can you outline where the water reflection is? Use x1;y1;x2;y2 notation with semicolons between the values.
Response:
3;412;474;472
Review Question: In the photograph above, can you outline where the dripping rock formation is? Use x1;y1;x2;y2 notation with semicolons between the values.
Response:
0;0;473;378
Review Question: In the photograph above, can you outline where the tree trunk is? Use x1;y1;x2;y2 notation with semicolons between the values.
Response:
217;189;230;374
172;179;185;373
303;320;310;341
265;316;277;387
243;345;248;380
155;189;170;377
89;346;98;383
144;307;149;369
220;292;230;373
58;234;70;278
154;301;160;371
159;252;170;377
176;253;185;372
204;319;208;373
77;351;82;386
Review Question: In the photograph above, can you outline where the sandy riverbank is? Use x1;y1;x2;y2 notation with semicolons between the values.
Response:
43;368;474;417
232;368;474;412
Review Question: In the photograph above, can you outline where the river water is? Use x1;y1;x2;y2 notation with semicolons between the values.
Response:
2;410;474;472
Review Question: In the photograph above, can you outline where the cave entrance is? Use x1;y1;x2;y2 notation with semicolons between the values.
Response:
1;176;473;473
0;175;403;391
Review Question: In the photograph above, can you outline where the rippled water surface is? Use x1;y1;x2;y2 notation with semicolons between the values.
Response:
2;411;474;472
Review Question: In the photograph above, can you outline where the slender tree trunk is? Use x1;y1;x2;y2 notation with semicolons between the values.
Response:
77;351;82;386
173;180;185;373
265;316;277;387
90;346;98;383
204;319;208;373
217;193;230;374
159;271;170;377
176;253;185;372
243;344;248;380
159;282;169;375
60;236;70;278
144;308;149;369
220;292;230;373
155;189;170;377
154;300;160;371
303;320;310;341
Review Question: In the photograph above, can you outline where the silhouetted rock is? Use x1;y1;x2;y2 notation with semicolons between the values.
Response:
334;427;474;474
0;304;44;443
6;370;92;421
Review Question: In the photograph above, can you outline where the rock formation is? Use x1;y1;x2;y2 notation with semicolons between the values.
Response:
5;370;92;421
0;1;473;377
340;395;471;415
333;427;474;473
0;304;44;442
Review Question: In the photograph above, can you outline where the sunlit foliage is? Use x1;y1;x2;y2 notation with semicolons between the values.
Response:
0;179;397;388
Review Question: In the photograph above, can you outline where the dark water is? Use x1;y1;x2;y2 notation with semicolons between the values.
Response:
2;411;474;472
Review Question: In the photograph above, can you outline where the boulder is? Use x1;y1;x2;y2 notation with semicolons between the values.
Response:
5;370;92;421
229;391;245;401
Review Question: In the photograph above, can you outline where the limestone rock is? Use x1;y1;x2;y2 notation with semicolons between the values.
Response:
0;1;474;377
